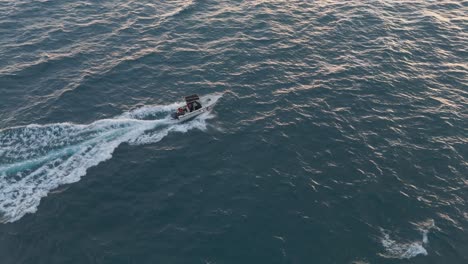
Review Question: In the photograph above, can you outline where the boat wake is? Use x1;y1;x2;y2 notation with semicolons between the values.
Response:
0;94;222;223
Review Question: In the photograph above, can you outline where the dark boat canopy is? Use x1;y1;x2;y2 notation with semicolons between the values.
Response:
185;94;200;103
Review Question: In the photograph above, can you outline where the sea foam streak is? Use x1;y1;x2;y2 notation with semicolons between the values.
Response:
379;219;436;259
0;94;222;223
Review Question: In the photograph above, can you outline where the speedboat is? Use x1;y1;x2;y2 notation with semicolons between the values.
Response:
171;94;219;122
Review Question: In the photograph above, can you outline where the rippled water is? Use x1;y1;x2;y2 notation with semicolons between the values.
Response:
0;0;467;263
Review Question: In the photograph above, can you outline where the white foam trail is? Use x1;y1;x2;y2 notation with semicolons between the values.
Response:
0;94;222;223
379;219;435;259
119;102;183;119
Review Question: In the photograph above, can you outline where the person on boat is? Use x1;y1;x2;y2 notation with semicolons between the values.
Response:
177;107;185;116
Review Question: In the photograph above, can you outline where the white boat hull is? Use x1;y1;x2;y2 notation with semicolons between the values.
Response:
173;93;221;122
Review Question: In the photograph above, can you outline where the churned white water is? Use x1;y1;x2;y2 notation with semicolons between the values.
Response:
379;219;436;259
0;93;222;223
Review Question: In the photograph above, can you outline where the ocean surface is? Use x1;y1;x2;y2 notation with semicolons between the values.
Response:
0;0;467;263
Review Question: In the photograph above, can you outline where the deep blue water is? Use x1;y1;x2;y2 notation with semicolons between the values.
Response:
1;0;467;263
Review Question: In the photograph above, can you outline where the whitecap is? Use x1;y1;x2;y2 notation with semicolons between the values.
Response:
379;219;435;259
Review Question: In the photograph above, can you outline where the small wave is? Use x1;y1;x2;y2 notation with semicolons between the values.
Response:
162;0;197;20
0;93;222;223
379;219;435;259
